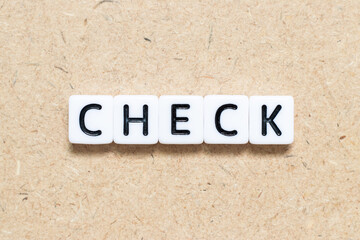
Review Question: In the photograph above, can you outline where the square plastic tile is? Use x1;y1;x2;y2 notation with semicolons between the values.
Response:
159;95;203;144
249;96;294;144
204;95;248;144
113;95;158;144
69;95;113;144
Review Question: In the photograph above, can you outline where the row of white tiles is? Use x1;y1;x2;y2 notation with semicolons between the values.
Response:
69;95;294;145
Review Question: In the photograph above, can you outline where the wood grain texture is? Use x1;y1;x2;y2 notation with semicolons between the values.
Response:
0;0;359;239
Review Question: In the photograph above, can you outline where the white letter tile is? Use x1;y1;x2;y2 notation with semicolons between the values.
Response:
249;96;294;144
159;95;203;144
204;95;248;144
69;95;113;144
113;95;158;144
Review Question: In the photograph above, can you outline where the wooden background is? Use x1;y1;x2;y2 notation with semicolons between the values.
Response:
0;0;359;239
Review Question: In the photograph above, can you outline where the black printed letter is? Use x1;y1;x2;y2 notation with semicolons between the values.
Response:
262;105;282;136
123;105;148;136
171;104;190;135
79;104;102;136
215;104;238;136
